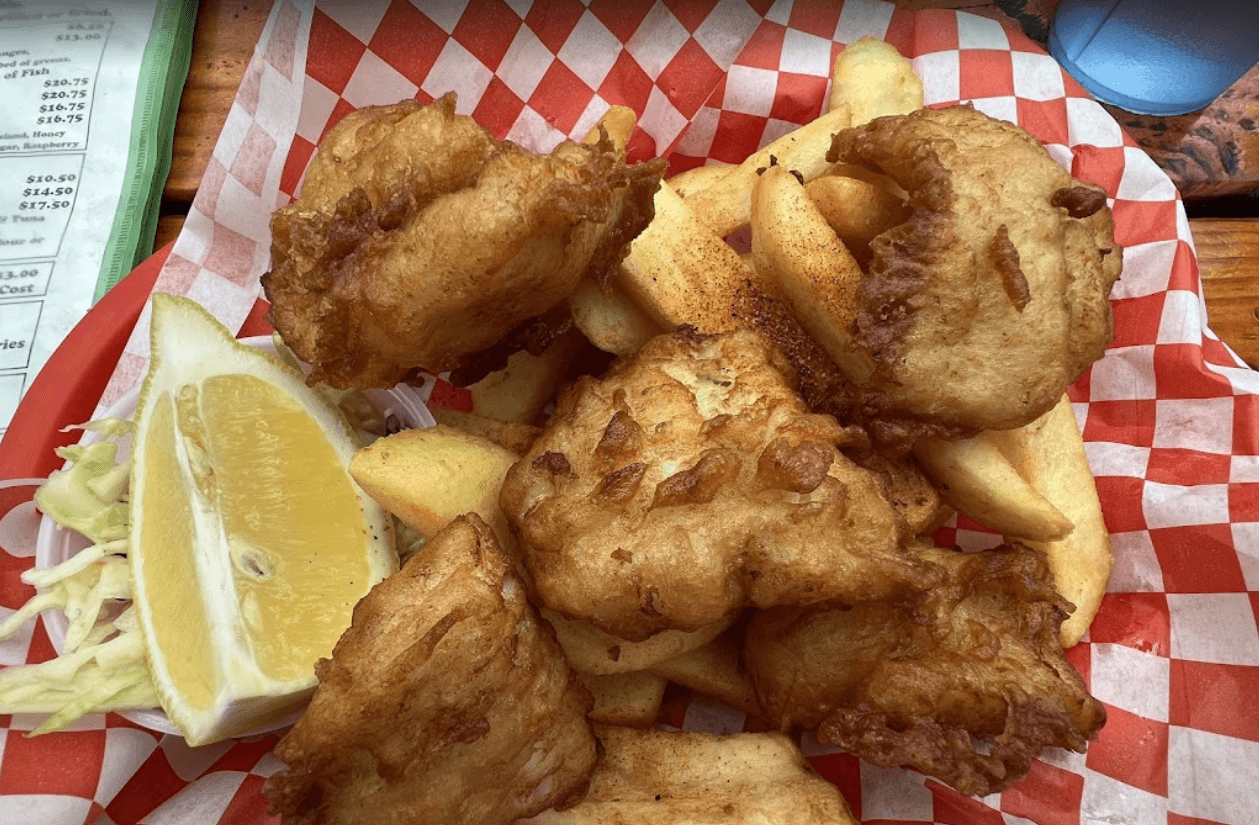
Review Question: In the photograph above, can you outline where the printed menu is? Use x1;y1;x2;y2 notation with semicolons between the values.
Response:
0;1;194;438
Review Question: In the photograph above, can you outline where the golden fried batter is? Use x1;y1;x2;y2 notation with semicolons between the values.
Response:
499;327;941;643
522;726;859;825
263;515;597;825
827;105;1122;432
264;93;664;389
856;449;948;536
744;542;1106;797
290;96;499;215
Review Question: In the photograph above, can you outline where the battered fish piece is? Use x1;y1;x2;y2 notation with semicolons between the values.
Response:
857;448;949;537
499;327;941;643
744;542;1106;797
264;93;664;389
827;105;1122;433
287;96;500;215
521;726;858;825
263;515;597;825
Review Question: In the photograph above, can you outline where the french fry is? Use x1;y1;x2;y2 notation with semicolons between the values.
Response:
683;104;854;238
804;174;909;266
824;162;906;196
578;671;668;728
989;395;1114;647
667;162;733;198
569;107;664;354
568;279;663;356
427;405;541;455
749;163;874;383
648;634;757;715
827;36;924;125
815;37;920;218
912;432;1075;543
613;181;757;334
349;425;518;547
582;104;637;150
468;326;586;425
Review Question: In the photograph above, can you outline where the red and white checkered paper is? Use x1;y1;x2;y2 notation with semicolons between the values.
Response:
3;1;1258;823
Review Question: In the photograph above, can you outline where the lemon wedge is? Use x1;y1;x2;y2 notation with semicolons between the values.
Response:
129;294;396;746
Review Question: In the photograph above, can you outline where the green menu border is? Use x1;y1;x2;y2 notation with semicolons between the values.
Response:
94;0;198;301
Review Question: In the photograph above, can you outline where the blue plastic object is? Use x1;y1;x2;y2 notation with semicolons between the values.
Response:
1049;0;1259;116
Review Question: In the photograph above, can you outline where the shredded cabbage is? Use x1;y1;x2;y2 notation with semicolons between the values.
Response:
32;418;133;545
0;418;158;735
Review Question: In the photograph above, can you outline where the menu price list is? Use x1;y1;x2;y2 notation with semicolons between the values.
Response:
0;4;120;438
0;262;53;298
0;300;40;434
0;150;79;437
0;17;110;154
0;3;182;438
0;154;81;258
0;2;186;437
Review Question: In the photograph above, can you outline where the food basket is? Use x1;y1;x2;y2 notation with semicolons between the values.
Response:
1;2;1256;823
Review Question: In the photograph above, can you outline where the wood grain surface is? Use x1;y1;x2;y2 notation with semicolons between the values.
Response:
154;0;1259;368
154;0;268;251
1195;219;1259;367
1107;67;1259;202
166;0;269;204
900;0;1259;200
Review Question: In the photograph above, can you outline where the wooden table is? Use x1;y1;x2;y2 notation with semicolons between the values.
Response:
158;0;1259;369
905;0;1259;202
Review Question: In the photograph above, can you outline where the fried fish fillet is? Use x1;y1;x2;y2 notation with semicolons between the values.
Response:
744;542;1106;797
499;326;941;643
286;95;499;215
826;105;1123;434
263;515;597;825
521;726;859;825
264;93;665;389
543;610;737;676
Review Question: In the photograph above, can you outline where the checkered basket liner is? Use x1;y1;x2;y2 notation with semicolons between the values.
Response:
2;2;1256;823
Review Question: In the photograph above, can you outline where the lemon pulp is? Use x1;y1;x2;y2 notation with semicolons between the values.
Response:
130;294;395;745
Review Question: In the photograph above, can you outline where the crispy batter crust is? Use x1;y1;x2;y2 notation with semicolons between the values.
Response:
744;542;1106;797
263;515;597;825
499;327;942;642
827;105;1123;432
521;726;860;824
264;94;664;389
